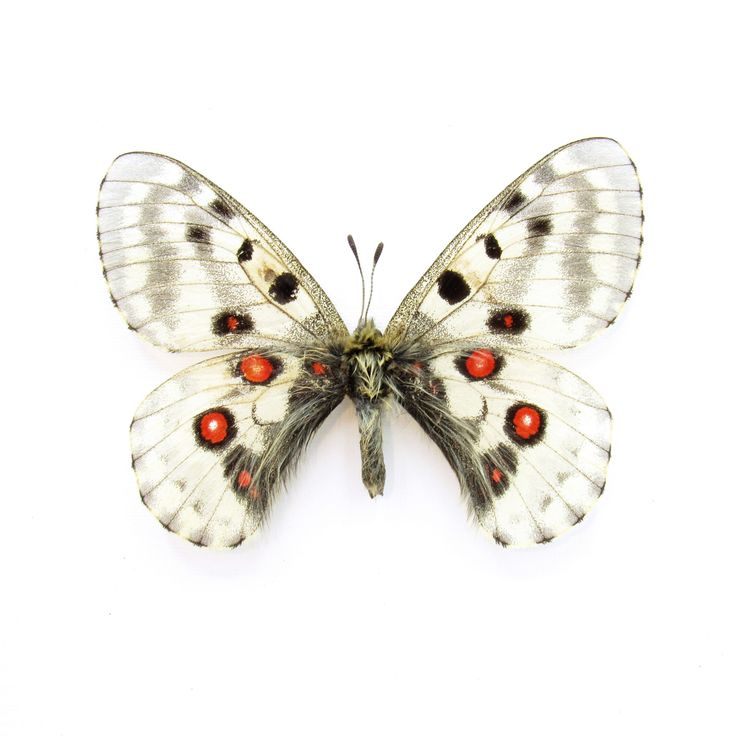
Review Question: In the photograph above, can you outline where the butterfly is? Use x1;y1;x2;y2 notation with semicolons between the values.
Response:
98;138;642;548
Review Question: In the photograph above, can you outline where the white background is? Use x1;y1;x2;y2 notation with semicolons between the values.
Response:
2;2;734;734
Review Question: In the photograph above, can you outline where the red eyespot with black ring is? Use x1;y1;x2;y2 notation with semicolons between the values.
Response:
504;403;546;445
194;407;237;450
234;354;283;384
454;349;504;380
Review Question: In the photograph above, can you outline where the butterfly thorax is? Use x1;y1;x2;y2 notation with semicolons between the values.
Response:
342;320;395;498
342;320;393;400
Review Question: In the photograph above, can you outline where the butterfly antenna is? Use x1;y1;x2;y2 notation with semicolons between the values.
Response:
364;242;384;323
347;234;367;326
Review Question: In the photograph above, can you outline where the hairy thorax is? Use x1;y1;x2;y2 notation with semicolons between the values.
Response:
342;320;394;401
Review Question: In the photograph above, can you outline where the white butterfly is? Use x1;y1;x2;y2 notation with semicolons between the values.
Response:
98;138;642;548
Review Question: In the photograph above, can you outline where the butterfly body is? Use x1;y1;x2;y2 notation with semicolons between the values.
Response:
341;320;394;497
98;138;642;548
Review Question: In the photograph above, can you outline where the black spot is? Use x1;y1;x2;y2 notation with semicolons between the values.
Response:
528;217;552;236
269;272;299;304
237;238;254;262
487;309;529;335
482;234;502;259
505;191;526;211
504;403;546;446
186;224;211;243
193;407;237;450
185;225;210;243
212;311;254;336
437;270;470;304
210;197;235;220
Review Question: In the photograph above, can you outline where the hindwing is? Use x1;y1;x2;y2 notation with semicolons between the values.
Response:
131;349;345;547
394;345;610;545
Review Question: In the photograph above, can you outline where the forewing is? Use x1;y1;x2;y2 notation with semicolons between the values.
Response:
386;138;642;351
131;350;345;547
98;152;348;351
395;346;610;546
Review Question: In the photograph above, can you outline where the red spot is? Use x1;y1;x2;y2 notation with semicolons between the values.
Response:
465;349;497;378
226;315;240;332
503;314;514;329
240;355;274;383
199;412;229;444
237;470;252;488
412;361;424;372
491;467;503;484
512;406;542;440
311;361;327;375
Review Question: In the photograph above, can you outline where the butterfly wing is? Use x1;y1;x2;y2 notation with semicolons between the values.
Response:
131;348;345;547
99;153;349;546
385;138;642;351
98;152;348;351
387;139;642;545
394;348;609;546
